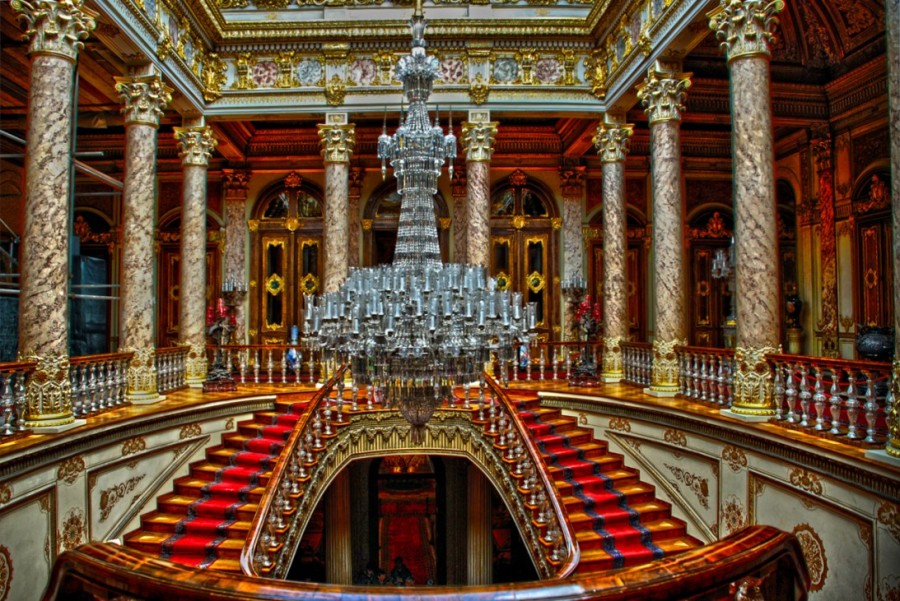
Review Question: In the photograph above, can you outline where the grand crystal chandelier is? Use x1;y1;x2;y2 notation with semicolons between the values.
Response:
303;1;535;442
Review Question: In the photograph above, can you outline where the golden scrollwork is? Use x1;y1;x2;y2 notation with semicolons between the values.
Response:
17;351;74;427
232;52;256;89
57;456;86;484
650;338;682;392
11;0;97;61
115;73;173;128
200;53;227;102
317;121;356;163
124;346;159;402
275;51;299;88
324;74;347;106
585;48;608;99
173;125;217;167
731;345;780;416
710;0;785;62
601;335;623;379
468;72;489;105
637;61;692;126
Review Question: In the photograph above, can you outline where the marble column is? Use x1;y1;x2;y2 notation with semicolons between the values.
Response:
812;132;839;358
560;167;586;340
116;71;172;403
317;114;355;293
451;169;468;263
711;0;784;418
348;166;363;268
462;111;498;268
886;0;900;459
637;61;691;396
222;169;250;342
466;464;492;585
14;0;95;429
593;115;634;382
175;123;217;387
325;469;353;584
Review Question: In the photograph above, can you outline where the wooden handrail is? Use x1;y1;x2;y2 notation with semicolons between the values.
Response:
0;360;37;374
42;526;809;601
766;352;890;372
620;341;653;349
69;351;134;366
156;345;190;356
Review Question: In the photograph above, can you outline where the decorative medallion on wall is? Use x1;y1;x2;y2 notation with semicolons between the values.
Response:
225;417;235;430
792;523;828;592
534;58;561;84
722;495;747;536
0;483;10;505
440;57;465;83
663;428;686;447
59;508;86;553
57;456;86;485
99;475;146;522
789;468;824;496
121;437;147;456
0;544;11;601
251;61;278;87
492;57;518;83
297;59;324;86
608;417;631;432
664;463;709;509
722;445;748;472
349;58;377;86
877;502;900;544
180;423;202;439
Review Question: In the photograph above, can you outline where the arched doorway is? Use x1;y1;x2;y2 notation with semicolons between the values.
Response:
687;208;733;348
248;172;324;344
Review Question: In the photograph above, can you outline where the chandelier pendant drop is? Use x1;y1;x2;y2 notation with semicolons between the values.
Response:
304;0;536;443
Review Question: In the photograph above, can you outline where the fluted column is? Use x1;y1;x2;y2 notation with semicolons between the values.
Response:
451;169;468;263
318;113;355;292
593;115;634;382
14;0;95;429
175;123;217;387
711;0;784;418
462;111;498;268
886;0;900;459
116;71;172;403
222;169;251;342
325;469;353;584
466;465;492;585
348;166;363;268
811;132;839;358
637;61;691;396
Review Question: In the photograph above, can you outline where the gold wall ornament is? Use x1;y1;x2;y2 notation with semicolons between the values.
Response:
247;219;259;232
125;346;159;402
560;48;577;85
788;468;824;496
232;52;256;89
217;0;250;7
201;53;227;102
183;342;208;383
317;121;356;163
324;74;347;106
121;436;147;456
275;51;298;88
511;215;526;230
173;125;217;167
12;0;97;61
722;445;748;471
550;217;562;230
709;0;785;63
601;335;623;378
254;0;290;8
731;345;779;416
585;48;608;99
157;32;173;61
515;48;535;84
608;416;631;432
17;351;75;427
462;116;498;162
638;30;652;57
593;117;634;163
115;73;173;128
375;50;395;85
285;217;300;231
468;72;490;105
361;219;373;231
98;474;146;522
57;456;86;484
637;60;692;126
650;338;682;392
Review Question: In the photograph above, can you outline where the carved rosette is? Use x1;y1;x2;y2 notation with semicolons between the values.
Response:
888;360;900;458
184;341;208;386
16;351;73;427
12;0;96;61
462;120;498;162
637;62;691;126
710;0;785;62
593;121;634;163
601;335;624;380
650;338;681;392
317;123;356;164
115;74;172;128
731;345;779;415
174;126;217;167
124;346;158;402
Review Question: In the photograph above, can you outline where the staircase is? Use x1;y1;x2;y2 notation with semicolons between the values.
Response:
125;387;700;576
505;389;701;573
124;391;318;572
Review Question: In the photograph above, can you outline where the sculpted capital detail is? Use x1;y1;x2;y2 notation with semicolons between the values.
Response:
462;121;498;162
174;126;217;167
12;0;96;61
593;122;634;163
317;123;356;163
115;74;172;127
637;63;691;126
710;0;784;62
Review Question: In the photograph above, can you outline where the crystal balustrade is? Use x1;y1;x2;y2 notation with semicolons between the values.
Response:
69;352;133;417
675;346;735;407
208;344;323;385
155;346;189;393
0;360;34;435
241;367;577;580
621;341;653;386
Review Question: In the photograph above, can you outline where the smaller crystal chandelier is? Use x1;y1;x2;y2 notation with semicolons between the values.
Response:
304;0;535;442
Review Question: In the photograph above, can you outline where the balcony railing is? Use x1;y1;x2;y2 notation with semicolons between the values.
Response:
676;345;735;407
0;360;35;435
69;352;132;417
155;346;188;393
621;341;653;387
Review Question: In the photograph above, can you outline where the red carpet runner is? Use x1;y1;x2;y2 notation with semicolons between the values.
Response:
124;393;316;571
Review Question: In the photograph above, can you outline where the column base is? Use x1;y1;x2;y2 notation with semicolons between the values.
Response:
720;408;772;422
644;387;678;398
29;419;87;434
601;374;623;383
186;379;205;389
130;394;167;406
864;449;900;467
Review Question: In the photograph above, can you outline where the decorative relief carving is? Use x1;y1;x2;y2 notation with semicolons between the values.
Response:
578;412;587;425
325;74;347;106
593;120;633;163
11;0;96;61
201;53;227;102
709;0;784;61
0;483;11;505
58;508;86;553
789;468;823;495
732;345;779;415
637;61;691;126
174;126;217;166
792;523;828;592
664;463;709;509
17;351;74;428
180;423;202;438
663;428;686;447
608;417;631;432
121;436;146;456
722;495;747;536
57;456;86;484
462;118;498;161
468;73;489;105
877;502;900;544
99;474;145;522
115;74;172;128
317;121;355;163
225;417;235;430
722;445;748;472
0;544;11;601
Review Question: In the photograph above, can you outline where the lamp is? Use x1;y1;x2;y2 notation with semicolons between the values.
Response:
303;0;535;443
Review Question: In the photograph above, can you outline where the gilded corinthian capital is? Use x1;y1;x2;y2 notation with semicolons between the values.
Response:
636;61;692;126
12;0;96;61
174;126;217;167
462;120;498;162
593;115;634;163
115;74;172;128
317;122;356;164
709;0;784;62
